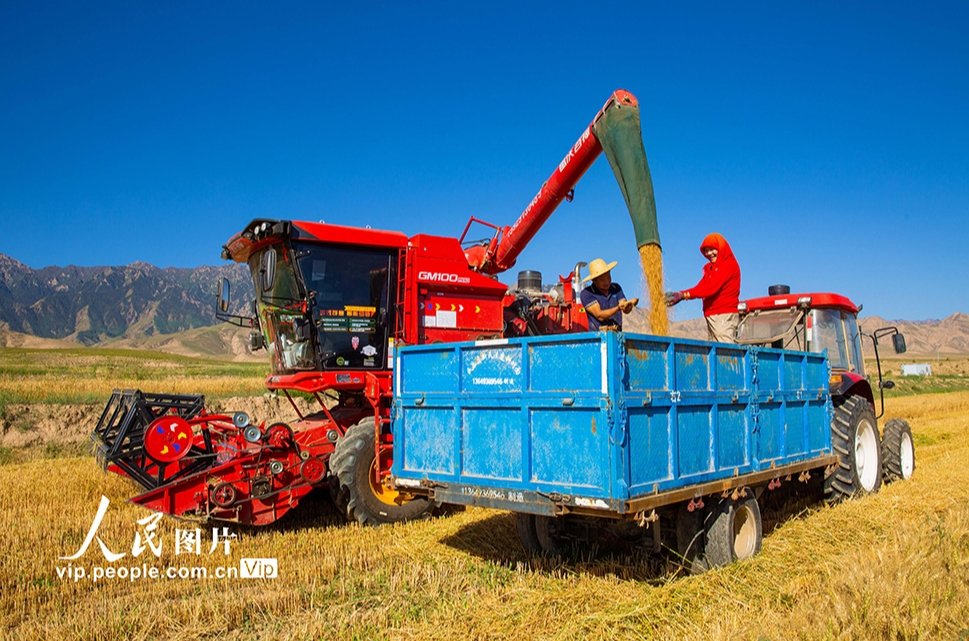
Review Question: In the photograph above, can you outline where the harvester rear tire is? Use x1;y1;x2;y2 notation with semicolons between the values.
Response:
703;495;762;569
881;418;915;483
329;420;433;526
825;396;882;502
515;513;543;554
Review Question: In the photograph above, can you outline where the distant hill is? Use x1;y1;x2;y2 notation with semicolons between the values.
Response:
859;313;969;356
2;252;966;358
627;308;969;356
0;253;253;346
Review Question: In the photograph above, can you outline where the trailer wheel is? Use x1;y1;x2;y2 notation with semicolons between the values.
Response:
329;420;433;525
704;494;762;569
881;418;915;483
515;513;543;554
675;503;709;574
825;396;882;502
534;515;568;553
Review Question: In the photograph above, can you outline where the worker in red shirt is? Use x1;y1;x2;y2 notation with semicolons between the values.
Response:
666;233;741;343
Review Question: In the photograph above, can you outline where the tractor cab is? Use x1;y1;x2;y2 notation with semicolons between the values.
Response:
735;285;906;417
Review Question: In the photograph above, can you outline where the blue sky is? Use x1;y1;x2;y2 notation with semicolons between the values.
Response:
1;2;966;320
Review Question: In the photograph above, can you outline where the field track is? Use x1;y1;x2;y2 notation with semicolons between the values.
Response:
1;391;968;640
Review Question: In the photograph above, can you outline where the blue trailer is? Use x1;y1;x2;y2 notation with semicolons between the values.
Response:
390;331;844;568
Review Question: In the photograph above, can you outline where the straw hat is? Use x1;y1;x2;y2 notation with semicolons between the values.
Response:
582;258;618;283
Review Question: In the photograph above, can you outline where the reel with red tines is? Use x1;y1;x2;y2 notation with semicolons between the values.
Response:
144;416;194;463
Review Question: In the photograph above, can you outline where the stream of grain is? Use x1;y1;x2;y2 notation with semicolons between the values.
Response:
638;243;669;336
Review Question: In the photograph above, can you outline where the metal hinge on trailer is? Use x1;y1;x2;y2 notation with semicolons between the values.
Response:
538;491;572;506
611;398;628;447
394;477;446;491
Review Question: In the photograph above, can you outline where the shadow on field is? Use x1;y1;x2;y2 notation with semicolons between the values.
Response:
231;488;349;537
440;477;827;582
440;511;685;582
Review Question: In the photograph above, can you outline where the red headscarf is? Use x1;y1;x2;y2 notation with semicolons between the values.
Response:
685;233;741;316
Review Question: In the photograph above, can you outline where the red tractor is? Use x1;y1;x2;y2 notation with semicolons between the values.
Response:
735;285;915;499
92;89;662;525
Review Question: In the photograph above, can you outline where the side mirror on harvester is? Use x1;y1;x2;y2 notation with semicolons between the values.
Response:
219;278;231;313
249;331;265;351
216;278;259;328
261;249;276;292
893;333;907;354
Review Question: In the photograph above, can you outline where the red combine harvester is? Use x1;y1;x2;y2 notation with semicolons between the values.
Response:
91;89;664;526
735;285;913;499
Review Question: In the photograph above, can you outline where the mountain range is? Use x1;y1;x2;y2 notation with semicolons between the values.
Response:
658;313;969;356
0;253;966;358
0;253;253;345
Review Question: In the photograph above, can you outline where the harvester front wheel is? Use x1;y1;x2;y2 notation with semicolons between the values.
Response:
881;417;915;483
825;396;882;502
329;420;433;525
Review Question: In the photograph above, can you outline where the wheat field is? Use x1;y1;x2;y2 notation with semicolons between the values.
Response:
0;348;269;407
1;390;967;640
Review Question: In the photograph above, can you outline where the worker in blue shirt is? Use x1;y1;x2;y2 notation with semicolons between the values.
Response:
580;258;638;331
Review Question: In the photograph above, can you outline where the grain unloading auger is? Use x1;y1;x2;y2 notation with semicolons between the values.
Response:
91;89;663;526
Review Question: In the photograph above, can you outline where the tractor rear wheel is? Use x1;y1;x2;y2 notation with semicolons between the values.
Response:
703;494;762;569
881;418;915;483
329;420;433;525
825;396;882;502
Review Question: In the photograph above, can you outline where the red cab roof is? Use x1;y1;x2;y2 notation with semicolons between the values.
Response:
742;292;859;314
291;221;408;249
225;219;409;263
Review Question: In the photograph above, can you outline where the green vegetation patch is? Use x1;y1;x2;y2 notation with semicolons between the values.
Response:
0;347;270;405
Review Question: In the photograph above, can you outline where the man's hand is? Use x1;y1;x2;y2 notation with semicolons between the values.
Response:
665;291;685;307
619;298;639;314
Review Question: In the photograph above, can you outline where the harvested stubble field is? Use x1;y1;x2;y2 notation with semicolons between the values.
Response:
1;357;968;640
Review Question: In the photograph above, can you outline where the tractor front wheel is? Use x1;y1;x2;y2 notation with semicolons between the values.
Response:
825;396;882;502
329;420;433;525
881;417;916;483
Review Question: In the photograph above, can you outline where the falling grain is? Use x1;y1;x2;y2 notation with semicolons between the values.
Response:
638;243;669;336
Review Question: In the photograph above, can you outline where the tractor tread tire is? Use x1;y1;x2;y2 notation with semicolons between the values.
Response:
329;420;432;526
824;396;882;503
881;418;915;483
